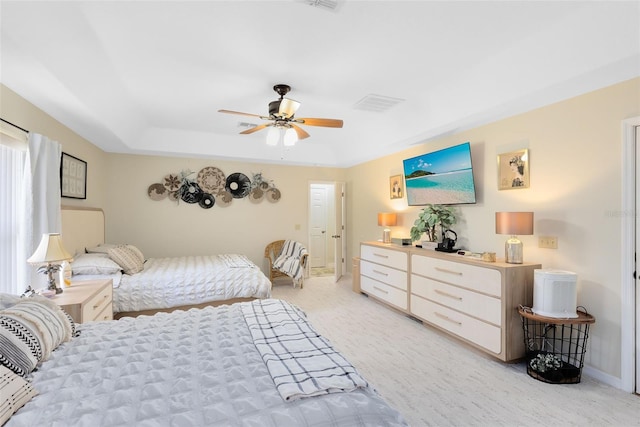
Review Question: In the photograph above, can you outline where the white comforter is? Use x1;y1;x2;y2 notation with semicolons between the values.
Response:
9;301;407;427
112;254;271;313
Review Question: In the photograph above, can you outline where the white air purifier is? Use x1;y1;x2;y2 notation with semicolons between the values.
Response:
532;269;578;318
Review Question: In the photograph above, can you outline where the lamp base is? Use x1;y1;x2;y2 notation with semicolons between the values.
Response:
505;236;523;264
382;229;391;244
46;272;63;294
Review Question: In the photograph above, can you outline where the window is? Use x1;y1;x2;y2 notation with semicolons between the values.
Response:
0;131;27;294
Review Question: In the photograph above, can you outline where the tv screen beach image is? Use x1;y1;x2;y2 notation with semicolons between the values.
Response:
403;142;477;206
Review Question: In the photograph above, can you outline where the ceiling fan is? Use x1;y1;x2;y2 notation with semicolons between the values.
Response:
218;84;343;143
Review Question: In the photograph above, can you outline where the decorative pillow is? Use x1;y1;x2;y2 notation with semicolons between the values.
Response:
0;293;22;310
0;312;42;377
2;298;73;362
85;243;118;254
0;365;36;425
127;245;145;264
71;253;122;275
108;245;144;275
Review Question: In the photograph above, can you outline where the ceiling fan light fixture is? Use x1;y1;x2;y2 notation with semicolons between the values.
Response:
279;98;300;118
283;127;298;146
266;127;280;146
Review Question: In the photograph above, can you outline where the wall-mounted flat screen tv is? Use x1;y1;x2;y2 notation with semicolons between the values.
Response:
402;142;477;206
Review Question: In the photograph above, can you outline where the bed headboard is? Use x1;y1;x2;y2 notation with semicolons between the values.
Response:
61;206;105;256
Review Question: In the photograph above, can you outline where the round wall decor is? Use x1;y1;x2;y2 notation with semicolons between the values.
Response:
197;167;226;195
148;183;167;201
225;173;251;198
199;193;215;209
180;182;204;204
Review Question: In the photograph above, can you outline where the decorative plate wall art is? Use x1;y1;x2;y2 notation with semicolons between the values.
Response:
147;167;280;209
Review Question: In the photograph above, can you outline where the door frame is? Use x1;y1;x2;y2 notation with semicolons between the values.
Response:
621;116;639;393
308;180;345;278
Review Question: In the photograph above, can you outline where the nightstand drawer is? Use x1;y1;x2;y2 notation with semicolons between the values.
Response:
82;284;113;322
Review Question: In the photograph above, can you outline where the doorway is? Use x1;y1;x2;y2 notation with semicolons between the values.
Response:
308;181;345;281
621;116;639;394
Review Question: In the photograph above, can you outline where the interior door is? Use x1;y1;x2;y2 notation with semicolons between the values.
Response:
309;186;328;268
634;126;640;394
333;182;345;282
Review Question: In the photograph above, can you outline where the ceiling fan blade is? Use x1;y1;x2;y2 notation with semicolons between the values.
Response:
291;124;310;140
296;118;344;128
239;123;271;135
278;98;301;118
218;109;264;119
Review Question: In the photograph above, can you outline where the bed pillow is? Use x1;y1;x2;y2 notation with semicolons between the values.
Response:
0;365;36;425
108;245;144;275
85;243;118;254
3;298;73;360
71;253;122;275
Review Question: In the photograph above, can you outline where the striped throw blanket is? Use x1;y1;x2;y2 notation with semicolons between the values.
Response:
272;240;308;287
241;299;368;401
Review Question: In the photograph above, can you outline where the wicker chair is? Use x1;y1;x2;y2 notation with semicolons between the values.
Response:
264;240;308;288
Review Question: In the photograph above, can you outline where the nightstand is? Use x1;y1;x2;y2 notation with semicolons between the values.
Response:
52;279;113;323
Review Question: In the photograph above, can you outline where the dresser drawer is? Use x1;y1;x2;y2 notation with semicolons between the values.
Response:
82;284;113;322
361;260;408;291
411;295;501;354
361;276;407;310
411;254;502;297
411;275;501;326
361;245;407;270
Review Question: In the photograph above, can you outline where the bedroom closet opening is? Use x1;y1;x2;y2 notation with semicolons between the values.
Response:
308;182;345;282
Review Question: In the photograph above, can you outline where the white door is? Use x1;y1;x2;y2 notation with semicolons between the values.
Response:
636;124;640;394
309;186;328;268
333;182;345;282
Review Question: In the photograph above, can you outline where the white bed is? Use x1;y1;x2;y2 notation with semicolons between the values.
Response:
61;206;272;317
4;298;407;426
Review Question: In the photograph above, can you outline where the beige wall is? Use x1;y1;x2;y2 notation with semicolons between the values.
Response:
346;77;640;382
3;78;640;386
103;153;344;272
0;85;109;210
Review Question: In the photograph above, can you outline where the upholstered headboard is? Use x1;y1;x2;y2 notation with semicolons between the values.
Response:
61;206;105;256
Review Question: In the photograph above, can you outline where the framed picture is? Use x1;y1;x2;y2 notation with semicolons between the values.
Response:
390;174;404;199
498;149;529;190
60;152;87;199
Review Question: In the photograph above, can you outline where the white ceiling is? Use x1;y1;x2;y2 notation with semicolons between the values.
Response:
1;1;639;167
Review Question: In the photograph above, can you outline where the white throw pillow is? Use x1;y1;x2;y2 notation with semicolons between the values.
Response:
71;253;122;275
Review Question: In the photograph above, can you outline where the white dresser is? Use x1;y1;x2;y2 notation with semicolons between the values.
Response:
359;242;540;361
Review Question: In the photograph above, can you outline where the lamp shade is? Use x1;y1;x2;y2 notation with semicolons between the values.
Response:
27;233;73;264
266;126;280;146
377;212;397;227
495;212;534;235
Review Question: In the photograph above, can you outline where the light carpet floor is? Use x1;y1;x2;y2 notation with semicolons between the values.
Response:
271;275;639;427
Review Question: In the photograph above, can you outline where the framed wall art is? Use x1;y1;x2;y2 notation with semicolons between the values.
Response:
390;174;404;199
60;152;87;199
498;149;529;190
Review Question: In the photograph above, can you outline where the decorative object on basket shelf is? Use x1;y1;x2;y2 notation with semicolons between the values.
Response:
410;204;457;246
147;167;279;208
377;212;397;243
495;211;533;264
529;353;561;373
27;233;73;294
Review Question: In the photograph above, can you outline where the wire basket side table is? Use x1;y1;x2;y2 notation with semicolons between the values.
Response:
518;305;595;384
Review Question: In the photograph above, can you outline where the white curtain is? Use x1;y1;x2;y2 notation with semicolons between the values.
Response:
19;133;62;290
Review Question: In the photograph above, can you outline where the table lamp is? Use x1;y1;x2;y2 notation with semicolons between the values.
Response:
378;212;397;244
27;233;73;294
495;212;534;264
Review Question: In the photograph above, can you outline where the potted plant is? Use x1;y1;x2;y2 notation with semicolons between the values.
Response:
410;204;457;247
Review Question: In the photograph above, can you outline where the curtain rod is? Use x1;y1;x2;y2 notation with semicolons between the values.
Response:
0;118;29;133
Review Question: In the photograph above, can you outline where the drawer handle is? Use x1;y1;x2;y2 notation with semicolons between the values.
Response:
435;312;462;326
435;267;463;276
373;253;389;259
435;289;462;301
372;269;388;276
93;295;108;310
373;286;389;295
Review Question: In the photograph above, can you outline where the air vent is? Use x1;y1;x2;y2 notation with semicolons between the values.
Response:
238;122;258;129
354;94;405;113
298;0;339;11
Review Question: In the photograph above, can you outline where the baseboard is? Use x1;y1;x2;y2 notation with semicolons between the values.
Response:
582;365;624;391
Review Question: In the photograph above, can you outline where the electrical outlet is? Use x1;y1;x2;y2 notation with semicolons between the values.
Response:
538;236;558;249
